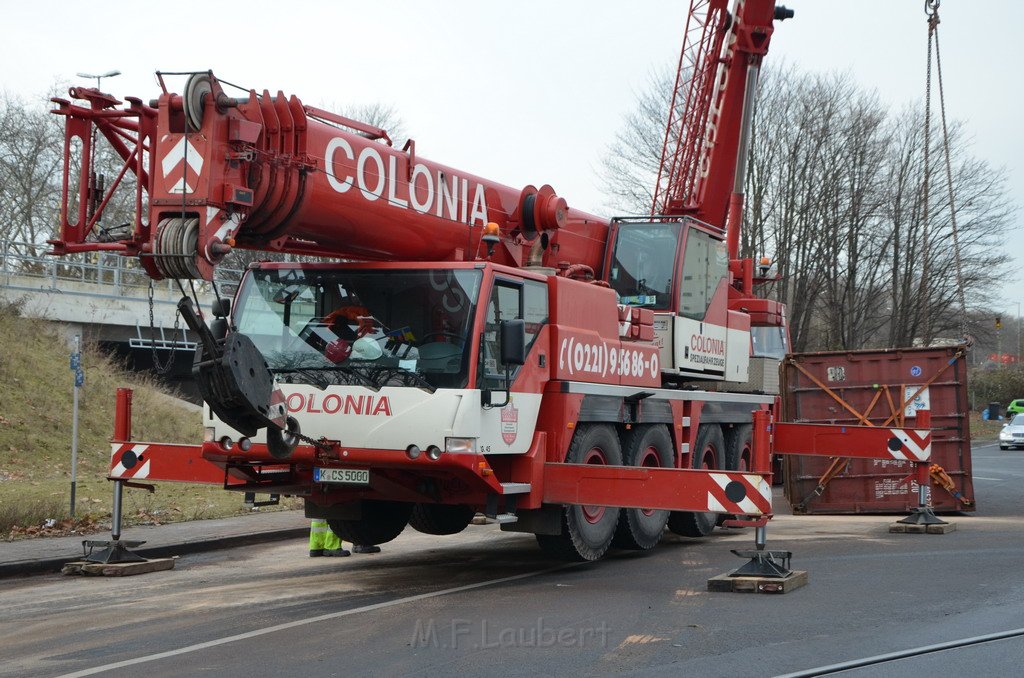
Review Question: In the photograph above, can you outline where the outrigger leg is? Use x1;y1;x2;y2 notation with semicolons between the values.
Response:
82;480;147;564
727;518;793;578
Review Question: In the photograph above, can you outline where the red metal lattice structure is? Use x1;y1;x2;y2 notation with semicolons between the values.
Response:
652;0;788;261
652;0;729;218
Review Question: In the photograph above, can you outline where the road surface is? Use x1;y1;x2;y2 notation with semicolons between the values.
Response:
2;441;1022;677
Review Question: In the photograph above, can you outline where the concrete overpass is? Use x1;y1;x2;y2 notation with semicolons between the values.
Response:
0;239;239;380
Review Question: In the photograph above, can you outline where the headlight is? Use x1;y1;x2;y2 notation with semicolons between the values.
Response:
445;437;478;454
1000;430;1014;441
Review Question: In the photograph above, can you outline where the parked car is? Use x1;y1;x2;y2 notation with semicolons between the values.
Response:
1007;399;1024;417
999;414;1024;450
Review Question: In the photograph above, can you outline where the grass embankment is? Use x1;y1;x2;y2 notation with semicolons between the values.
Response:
0;302;296;540
969;412;1003;440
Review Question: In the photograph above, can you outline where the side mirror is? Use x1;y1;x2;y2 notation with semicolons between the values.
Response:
500;319;526;366
483;320;527;409
212;298;231;319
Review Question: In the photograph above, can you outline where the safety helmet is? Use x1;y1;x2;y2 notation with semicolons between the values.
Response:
350;335;383;360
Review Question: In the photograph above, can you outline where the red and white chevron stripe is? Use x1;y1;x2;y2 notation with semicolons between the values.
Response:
887;429;932;462
706;472;773;515
161;136;204;194
109;443;151;480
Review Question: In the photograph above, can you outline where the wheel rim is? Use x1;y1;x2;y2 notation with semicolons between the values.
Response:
581;447;608;523
699;442;718;470
739;441;752;472
638;446;661;516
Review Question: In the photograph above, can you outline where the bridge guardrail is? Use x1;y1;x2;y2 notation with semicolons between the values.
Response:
0;239;241;299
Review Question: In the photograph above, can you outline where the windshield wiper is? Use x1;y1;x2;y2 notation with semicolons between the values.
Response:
271;362;436;393
272;364;376;390
364;366;436;392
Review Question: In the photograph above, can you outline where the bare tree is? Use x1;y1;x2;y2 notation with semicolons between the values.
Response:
0;89;65;256
597;68;674;215
599;63;1015;352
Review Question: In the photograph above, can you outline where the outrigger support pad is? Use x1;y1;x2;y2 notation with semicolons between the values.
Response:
82;539;148;564
729;549;793;578
897;506;948;526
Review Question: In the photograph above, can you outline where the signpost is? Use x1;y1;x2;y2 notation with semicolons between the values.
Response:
70;336;84;516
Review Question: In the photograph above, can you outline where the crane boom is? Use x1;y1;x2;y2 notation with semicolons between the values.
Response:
653;0;791;259
51;74;608;281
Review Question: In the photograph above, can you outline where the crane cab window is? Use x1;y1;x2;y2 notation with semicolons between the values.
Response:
478;279;547;389
679;228;728;321
608;221;682;309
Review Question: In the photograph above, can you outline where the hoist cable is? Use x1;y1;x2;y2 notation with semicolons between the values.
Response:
932;12;971;345
922;0;971;346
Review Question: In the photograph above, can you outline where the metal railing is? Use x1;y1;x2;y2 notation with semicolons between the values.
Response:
130;322;197;352
0;239;242;299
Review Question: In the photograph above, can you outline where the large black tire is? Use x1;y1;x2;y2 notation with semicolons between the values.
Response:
667;424;725;538
535;424;623;561
327;500;412;546
724;423;753;472
718;423;753;526
409;503;475;536
612;425;674;550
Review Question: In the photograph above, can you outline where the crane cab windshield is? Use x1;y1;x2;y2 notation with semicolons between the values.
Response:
233;267;483;391
607;220;682;309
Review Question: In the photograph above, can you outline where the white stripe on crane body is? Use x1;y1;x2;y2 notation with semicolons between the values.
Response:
161;137;204;177
109;443;150;479
888;429;932;461
705;472;772;515
709;472;759;514
168;179;195;194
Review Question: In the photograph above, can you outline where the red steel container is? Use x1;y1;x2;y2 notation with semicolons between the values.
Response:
781;346;975;514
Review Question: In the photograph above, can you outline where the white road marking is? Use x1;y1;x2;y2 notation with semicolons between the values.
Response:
56;563;578;677
774;627;1024;677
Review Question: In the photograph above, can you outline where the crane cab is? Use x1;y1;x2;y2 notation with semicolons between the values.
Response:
605;216;750;383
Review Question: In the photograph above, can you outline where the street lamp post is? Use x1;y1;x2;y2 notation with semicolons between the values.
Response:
76;69;121;91
1018;301;1022;363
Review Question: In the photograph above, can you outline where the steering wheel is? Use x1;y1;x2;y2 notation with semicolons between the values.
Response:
418;331;467;346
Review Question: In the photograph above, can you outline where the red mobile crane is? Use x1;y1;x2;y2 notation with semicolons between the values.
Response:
49;1;923;563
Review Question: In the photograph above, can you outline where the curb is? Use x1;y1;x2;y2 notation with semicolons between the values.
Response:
0;527;307;579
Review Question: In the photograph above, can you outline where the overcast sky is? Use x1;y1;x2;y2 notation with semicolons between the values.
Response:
2;0;1020;313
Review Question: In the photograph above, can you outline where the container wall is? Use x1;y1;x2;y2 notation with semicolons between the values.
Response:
782;346;974;514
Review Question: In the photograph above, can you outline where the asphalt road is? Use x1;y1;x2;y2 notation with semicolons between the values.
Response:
3;441;1023;678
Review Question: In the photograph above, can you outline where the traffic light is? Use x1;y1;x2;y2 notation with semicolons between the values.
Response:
996;315;1003;329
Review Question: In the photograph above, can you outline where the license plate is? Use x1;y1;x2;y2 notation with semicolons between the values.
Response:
314;467;370;485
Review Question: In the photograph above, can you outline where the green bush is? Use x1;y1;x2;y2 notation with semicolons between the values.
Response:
968;365;1024;411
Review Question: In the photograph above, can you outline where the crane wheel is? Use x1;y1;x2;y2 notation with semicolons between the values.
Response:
535;424;622;561
725;423;753;473
667;424;725;538
184;73;213;131
409;503;475;536
612;425;673;550
328;500;412;546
